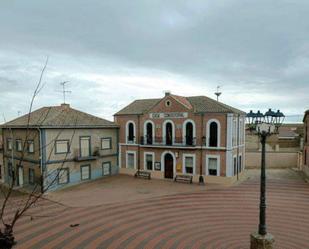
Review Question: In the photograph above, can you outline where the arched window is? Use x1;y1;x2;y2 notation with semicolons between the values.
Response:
208;121;219;147
146;122;153;144
166;122;173;145
126;121;135;143
185;122;193;145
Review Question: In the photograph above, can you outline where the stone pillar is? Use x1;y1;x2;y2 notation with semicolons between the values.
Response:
250;232;274;249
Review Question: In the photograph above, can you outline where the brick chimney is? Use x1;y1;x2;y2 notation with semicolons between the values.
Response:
165;91;171;97
61;103;70;109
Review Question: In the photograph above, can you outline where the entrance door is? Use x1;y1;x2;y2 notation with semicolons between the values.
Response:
165;122;173;145
164;153;174;179
18;166;23;186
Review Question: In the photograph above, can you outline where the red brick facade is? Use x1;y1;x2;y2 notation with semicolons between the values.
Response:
114;93;246;183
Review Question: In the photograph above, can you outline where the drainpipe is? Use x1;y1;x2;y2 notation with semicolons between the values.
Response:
137;115;140;172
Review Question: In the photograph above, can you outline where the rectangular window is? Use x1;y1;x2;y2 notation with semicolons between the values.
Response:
29;168;35;184
127;152;135;169
80;137;90;157
7;139;12;151
239;155;242;172
101;138;112;150
102;162;111;176
208;158;218;176
233;157;237;176
145;154;153;170
16;139;22;152
55;140;69;154
8;162;13;178
184;156;194;174
81;165;90;180
58;168;69;184
27;140;34;153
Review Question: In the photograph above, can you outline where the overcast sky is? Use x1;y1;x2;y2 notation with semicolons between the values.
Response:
0;0;308;123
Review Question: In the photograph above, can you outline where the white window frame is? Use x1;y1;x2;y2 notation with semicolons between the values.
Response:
126;150;136;169
233;155;237;176
182;153;196;175
206;119;221;148
144;152;155;171
126;120;136;144
182;119;196;145
206;155;220;176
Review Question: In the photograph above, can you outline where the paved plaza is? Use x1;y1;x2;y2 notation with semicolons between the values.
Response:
3;169;309;249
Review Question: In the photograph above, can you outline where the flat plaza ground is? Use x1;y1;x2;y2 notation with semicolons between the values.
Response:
2;169;309;249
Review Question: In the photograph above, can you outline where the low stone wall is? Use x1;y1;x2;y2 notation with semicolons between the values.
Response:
245;151;300;169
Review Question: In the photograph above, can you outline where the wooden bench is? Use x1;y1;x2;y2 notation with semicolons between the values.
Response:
135;170;151;180
174;174;193;184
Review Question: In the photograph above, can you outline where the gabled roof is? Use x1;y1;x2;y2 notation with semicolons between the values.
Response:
114;94;245;115
1;104;118;128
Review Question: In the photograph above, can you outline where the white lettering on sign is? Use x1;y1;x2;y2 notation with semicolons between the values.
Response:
150;112;188;119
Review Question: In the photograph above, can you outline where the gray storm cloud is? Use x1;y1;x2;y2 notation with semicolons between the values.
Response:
0;0;308;122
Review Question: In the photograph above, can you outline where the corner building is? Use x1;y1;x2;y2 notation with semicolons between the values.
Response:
114;92;246;184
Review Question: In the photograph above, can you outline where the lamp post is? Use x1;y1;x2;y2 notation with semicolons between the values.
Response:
246;109;285;249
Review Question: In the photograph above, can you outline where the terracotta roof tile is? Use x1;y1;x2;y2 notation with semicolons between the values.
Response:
2;104;117;128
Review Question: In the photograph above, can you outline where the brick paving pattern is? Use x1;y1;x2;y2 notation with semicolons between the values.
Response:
4;171;309;249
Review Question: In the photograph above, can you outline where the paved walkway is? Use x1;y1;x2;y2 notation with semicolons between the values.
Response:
5;169;309;248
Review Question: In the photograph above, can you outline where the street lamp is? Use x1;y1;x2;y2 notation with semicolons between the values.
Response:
246;108;284;249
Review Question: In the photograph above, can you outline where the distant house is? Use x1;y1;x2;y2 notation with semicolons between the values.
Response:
303;110;309;177
1;103;119;192
114;92;246;184
245;123;303;169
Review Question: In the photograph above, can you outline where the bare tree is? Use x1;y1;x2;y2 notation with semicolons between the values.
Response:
0;59;78;249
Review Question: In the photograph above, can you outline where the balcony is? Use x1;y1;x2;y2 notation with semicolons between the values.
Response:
73;148;98;162
140;136;200;147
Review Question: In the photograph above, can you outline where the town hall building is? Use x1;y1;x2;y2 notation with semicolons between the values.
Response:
114;92;246;184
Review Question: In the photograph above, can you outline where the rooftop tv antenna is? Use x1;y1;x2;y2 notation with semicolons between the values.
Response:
215;85;222;101
59;81;71;104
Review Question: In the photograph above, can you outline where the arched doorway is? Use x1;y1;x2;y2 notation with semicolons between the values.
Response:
185;122;193;145
146;122;153;144
164;153;174;179
165;122;173;145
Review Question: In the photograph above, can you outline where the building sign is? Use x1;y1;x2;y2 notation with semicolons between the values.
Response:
150;112;188;119
154;162;161;171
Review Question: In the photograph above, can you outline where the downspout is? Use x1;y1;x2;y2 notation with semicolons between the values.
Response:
199;113;205;184
137;115;140;172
